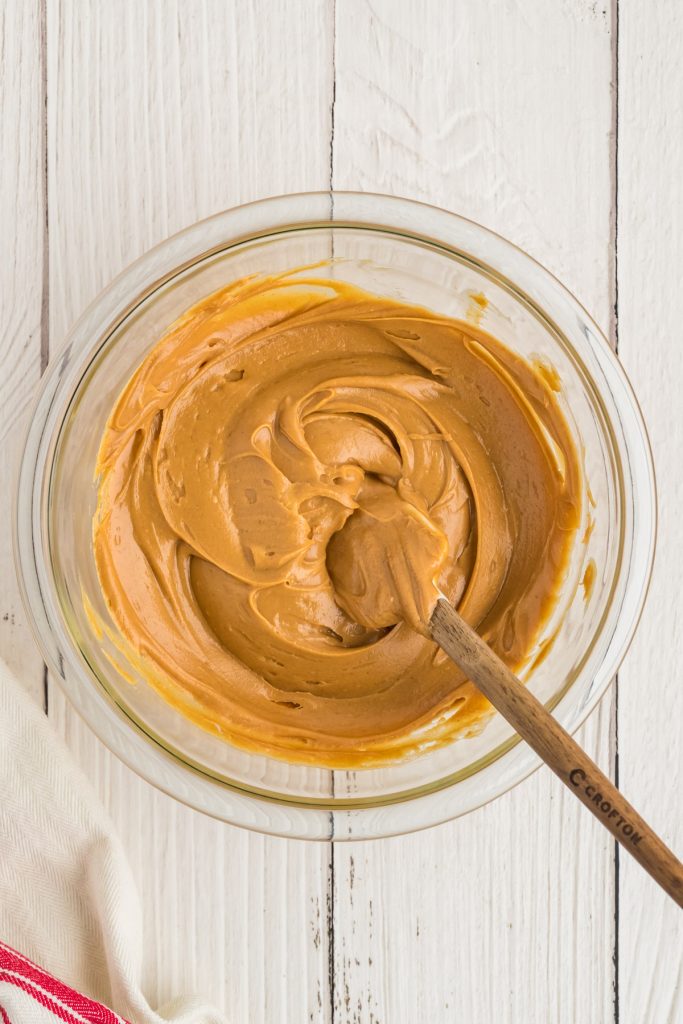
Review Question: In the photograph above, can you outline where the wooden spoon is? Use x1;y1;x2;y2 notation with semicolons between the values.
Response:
430;598;683;907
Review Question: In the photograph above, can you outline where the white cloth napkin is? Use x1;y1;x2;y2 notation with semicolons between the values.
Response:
0;658;225;1024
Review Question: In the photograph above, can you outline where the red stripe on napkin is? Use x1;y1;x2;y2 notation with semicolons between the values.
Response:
0;941;128;1024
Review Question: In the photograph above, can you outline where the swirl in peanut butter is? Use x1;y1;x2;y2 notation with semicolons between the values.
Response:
93;273;581;767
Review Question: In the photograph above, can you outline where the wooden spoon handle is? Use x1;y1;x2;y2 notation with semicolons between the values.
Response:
430;599;683;907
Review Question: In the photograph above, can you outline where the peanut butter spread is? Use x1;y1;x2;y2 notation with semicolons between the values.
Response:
93;272;581;767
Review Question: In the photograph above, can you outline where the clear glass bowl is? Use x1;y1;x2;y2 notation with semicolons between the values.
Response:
14;193;656;839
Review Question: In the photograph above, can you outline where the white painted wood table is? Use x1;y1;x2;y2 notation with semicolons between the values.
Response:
1;2;681;1021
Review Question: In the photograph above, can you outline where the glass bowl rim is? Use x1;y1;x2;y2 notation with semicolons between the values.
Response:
14;190;657;839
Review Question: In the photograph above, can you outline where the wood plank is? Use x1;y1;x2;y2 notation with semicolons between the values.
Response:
617;1;683;1020
331;2;617;1020
0;0;45;702
46;1;334;1019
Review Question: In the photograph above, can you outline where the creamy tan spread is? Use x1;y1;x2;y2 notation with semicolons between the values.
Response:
93;272;581;767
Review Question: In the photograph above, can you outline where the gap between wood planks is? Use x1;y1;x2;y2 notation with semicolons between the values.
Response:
39;0;49;717
325;2;335;1015
609;2;621;1022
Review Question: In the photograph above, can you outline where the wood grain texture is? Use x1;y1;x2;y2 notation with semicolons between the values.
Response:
45;1;334;1019
332;1;618;1021
617;0;683;1020
0;0;45;701
3;0;681;1021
